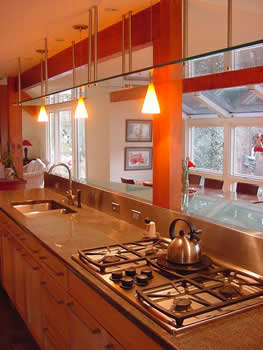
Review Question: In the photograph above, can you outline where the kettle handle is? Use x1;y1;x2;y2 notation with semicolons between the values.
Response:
169;218;195;240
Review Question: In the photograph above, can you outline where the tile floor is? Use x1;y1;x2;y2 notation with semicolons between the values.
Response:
0;285;40;350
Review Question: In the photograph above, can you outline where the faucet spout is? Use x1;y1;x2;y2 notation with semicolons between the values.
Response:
48;163;75;205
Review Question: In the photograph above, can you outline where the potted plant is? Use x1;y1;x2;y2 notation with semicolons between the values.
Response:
2;144;18;180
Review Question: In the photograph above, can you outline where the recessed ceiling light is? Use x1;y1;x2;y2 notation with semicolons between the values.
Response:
104;8;118;12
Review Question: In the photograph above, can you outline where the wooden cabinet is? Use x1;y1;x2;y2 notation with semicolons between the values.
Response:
0;211;162;350
1;233;14;301
67;297;124;350
41;271;69;349
13;240;27;319
24;253;42;347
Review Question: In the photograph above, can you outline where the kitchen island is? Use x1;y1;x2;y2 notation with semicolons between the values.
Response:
0;188;262;350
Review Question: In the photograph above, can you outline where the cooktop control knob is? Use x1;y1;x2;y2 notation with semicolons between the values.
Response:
141;268;153;279
136;274;148;286
111;271;123;281
125;268;136;277
120;276;134;289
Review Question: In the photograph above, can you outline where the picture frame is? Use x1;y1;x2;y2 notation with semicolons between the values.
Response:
124;147;152;171
125;120;152;142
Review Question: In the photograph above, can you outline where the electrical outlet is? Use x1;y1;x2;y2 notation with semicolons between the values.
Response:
112;202;120;213
131;209;141;221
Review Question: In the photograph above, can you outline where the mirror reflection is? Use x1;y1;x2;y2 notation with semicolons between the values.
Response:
21;41;263;233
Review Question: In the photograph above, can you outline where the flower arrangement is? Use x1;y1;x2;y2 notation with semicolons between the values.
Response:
2;143;18;178
253;134;263;153
181;157;196;211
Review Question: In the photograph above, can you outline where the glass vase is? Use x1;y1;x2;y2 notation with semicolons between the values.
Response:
181;160;189;212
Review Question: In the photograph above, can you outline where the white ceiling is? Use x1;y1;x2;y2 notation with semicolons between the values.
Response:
0;0;158;77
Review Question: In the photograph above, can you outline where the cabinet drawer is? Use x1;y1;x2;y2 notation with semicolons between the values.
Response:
19;234;42;255
67;297;124;350
41;272;69;345
39;249;68;289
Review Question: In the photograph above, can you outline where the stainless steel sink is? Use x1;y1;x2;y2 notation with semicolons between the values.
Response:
12;200;76;217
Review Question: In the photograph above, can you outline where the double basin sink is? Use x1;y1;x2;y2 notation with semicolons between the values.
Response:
12;200;76;217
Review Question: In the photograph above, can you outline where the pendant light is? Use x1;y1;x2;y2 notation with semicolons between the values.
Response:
141;1;160;114
74;87;88;119
72;24;89;119
36;44;48;122
141;74;160;114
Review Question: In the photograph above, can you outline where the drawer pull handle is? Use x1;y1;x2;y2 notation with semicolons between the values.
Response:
39;256;47;260
92;328;101;335
20;238;27;241
55;271;64;276
40;281;47;286
105;344;114;350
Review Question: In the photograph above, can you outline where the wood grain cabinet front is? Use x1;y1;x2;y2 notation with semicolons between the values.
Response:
1;233;15;301
41;271;69;348
13;240;27;320
24;254;42;348
67;297;124;350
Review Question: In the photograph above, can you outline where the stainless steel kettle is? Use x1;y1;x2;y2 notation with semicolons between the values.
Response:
167;218;202;264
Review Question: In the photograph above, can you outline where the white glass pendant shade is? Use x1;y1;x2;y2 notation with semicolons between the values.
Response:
74;96;88;119
38;104;48;122
141;82;160;114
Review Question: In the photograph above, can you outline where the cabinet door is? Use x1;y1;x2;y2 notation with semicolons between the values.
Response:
67;298;124;350
24;254;42;348
13;242;26;319
1;234;14;301
43;326;66;350
41;272;69;347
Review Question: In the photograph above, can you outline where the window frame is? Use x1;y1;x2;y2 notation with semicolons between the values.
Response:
46;100;88;180
185;116;263;191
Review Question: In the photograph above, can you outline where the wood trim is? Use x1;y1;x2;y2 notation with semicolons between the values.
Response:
183;65;263;93
152;0;183;210
7;77;23;176
110;85;147;103
20;3;160;91
110;65;263;103
0;85;9;157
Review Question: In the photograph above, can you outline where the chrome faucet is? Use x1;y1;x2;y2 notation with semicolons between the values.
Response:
48;163;76;206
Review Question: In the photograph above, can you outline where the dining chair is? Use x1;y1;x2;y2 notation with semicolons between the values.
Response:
236;182;259;195
143;181;153;187
204;178;224;190
189;174;201;185
121;178;135;184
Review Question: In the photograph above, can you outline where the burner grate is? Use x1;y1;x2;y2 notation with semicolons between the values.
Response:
78;239;166;273
136;268;263;328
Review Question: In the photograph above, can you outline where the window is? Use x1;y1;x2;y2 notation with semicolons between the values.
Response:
232;126;263;178
47;107;86;180
186;53;225;78
191;126;224;172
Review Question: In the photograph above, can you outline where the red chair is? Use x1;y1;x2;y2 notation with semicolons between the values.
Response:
189;174;201;186
204;178;224;190
121;178;135;184
236;182;259;195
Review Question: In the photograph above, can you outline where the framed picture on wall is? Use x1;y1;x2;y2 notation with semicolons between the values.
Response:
124;147;152;170
125;120;152;142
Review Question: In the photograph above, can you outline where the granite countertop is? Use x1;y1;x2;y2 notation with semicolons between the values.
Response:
0;188;263;350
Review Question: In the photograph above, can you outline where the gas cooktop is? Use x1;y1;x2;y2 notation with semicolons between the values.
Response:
72;238;263;333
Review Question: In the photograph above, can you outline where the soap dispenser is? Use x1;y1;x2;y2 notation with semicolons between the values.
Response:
144;218;158;239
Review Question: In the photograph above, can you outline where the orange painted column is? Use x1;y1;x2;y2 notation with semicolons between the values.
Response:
0;85;9;158
7;78;23;177
152;0;183;210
